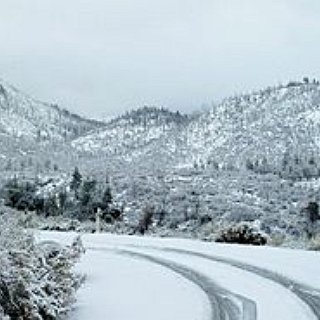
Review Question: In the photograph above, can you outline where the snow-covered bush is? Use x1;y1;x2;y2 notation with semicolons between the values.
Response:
215;223;267;246
0;212;84;319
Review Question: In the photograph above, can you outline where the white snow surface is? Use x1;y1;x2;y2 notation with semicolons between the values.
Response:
37;231;320;320
69;250;209;320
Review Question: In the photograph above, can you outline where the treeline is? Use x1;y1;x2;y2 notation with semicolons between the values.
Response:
246;151;320;180
110;106;190;128
0;167;122;223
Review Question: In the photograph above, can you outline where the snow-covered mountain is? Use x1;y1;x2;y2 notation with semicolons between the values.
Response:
185;80;320;170
72;80;320;173
0;79;105;166
2;78;320;175
1;79;320;242
72;106;191;163
0;80;102;142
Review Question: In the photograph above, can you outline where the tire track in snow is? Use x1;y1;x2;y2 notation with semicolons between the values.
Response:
116;249;257;320
152;247;320;320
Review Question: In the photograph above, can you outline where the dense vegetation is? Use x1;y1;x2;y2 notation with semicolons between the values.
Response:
0;168;122;224
0;212;84;319
1;79;320;246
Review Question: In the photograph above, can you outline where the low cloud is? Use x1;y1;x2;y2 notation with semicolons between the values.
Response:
0;0;320;118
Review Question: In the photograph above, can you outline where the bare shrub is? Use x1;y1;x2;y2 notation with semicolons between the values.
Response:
137;205;154;234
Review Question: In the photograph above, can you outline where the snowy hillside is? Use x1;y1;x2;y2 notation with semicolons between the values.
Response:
0;79;105;171
72;106;190;164
1;79;320;242
63;80;320;242
0;79;102;142
2;78;320;173
71;80;320;173
185;81;320;171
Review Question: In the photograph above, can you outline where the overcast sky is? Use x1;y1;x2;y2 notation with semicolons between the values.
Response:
0;0;320;119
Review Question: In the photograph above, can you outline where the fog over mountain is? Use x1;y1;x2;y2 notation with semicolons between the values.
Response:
1;0;320;118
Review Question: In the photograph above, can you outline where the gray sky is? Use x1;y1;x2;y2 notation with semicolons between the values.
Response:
1;0;320;119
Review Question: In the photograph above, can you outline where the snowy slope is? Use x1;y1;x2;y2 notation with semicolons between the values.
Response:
0;79;105;170
2;80;320;239
38;232;320;320
72;107;190;164
2;79;320;172
0;80;102;142
185;81;320;168
63;81;320;239
71;81;320;172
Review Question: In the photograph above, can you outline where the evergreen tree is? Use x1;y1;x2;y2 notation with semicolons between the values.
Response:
80;179;96;207
102;186;112;208
58;190;68;215
305;202;320;238
78;179;97;220
70;167;82;197
44;195;59;216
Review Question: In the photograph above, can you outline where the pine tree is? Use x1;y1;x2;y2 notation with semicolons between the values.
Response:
78;179;97;220
80;179;97;207
102;186;112;207
70;167;82;197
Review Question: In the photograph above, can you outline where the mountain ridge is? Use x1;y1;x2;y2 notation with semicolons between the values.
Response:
1;78;320;178
0;79;105;142
71;79;320;176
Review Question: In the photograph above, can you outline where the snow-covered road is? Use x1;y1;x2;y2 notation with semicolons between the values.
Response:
37;232;320;320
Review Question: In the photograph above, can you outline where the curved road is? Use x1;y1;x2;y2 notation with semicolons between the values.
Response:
86;244;319;320
37;231;320;320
